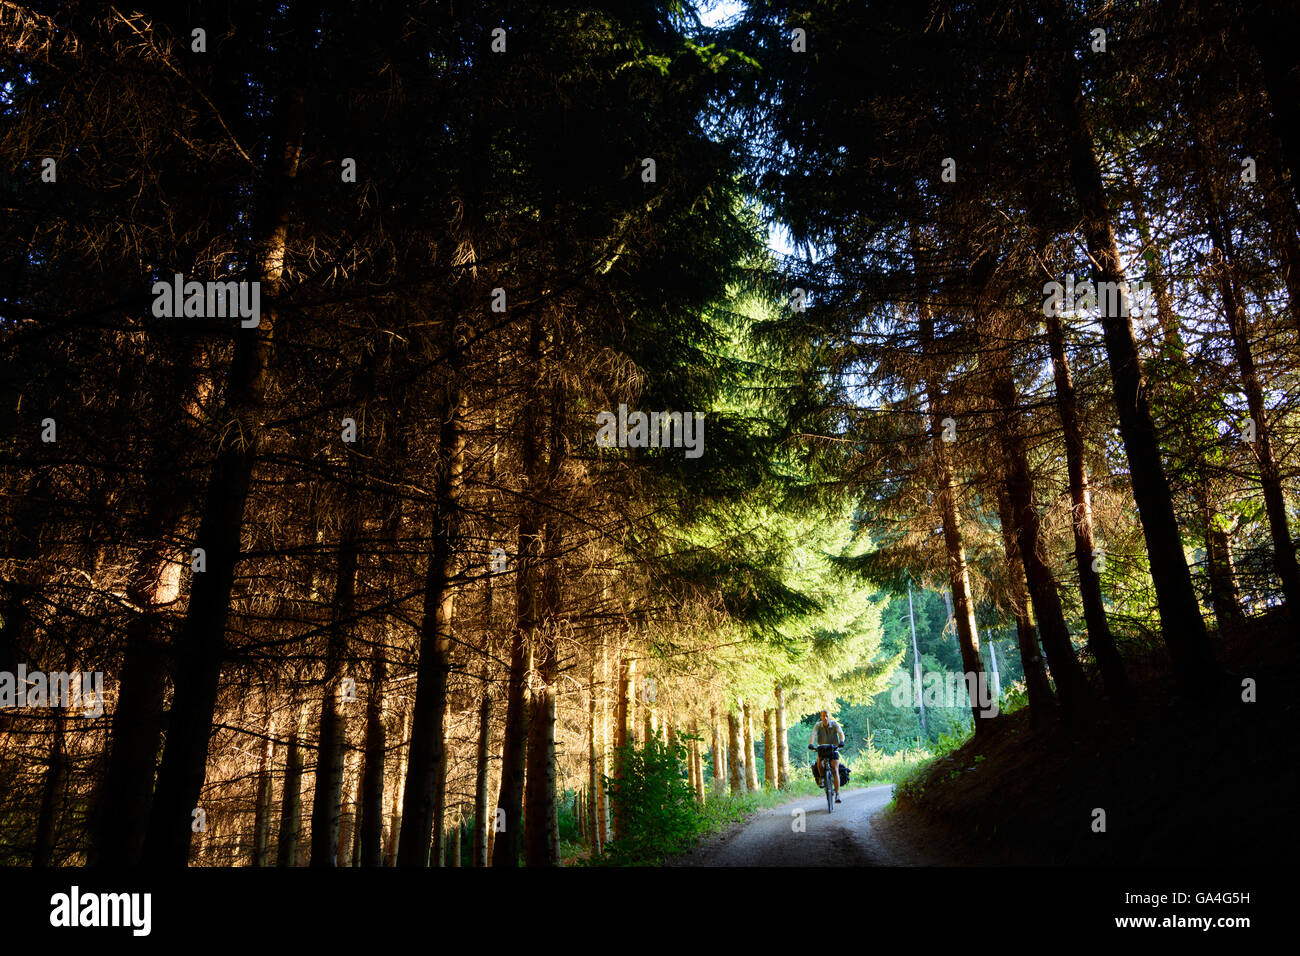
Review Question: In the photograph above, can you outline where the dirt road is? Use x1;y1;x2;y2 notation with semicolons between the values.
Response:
670;784;904;867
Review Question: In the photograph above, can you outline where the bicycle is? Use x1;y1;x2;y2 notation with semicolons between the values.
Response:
810;743;841;813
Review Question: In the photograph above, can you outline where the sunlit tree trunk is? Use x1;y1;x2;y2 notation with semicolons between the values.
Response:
762;708;776;789
727;709;744;795
595;633;609;848
774;684;790;788
398;356;467;867
251;714;276;866
586;650;602;855
277;703;309;867
611;652;634;841
385;703;409;866
311;490;360;866
359;643;387;867
90;544;178;865
742;699;759;791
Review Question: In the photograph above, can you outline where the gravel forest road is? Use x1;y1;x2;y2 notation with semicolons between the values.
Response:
669;783;905;867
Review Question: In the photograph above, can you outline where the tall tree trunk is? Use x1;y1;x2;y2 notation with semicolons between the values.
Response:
906;585;934;737
595;633;609;848
611;653;634;841
311;492;360;866
1124;166;1245;631
90;545;176;865
492;318;545;868
385;704;410;866
524;381;565;868
917;299;990;731
277;704;309;867
994;485;1056;720
33;712;67;866
1045;11;1218;690
762;709;775;789
523;617;559;866
1044;313;1130;700
742;699;759;791
774;685;789;788
472;684;493;867
142;82;306;865
586;650;601;855
991;341;1092;715
251;714;276;866
1202;191;1300;607
1198;488;1246;632
727;710;744;795
335;750;359;867
359;643;387;867
710;705;724;794
397;361;467;867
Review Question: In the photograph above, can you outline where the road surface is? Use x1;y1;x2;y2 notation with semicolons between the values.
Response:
671;784;904;867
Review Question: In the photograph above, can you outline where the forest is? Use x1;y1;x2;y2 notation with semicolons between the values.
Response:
0;0;1296;880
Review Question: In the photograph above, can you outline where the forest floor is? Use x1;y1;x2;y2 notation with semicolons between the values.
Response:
672;611;1298;867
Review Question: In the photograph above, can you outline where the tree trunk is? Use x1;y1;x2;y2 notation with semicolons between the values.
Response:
449;812;462;868
1044;313;1130;700
727;709;744;795
397;364;467;867
586;650;601;855
90;546;174;865
310;496;360;866
762;709;776;789
142;82;306;866
251;715;276;866
336;750;359;867
992;348;1092;715
1203;192;1300;607
994;485;1056;719
492;318;545;868
774;685;790;788
359;643;387;867
385;703;409;866
611;653;634;841
742;699;759;791
472;685;492;867
1046;15;1218;689
917;302;990;732
595;634;609;848
905;585;932;737
33;713;67;866
277;704;309;867
709;705;723;794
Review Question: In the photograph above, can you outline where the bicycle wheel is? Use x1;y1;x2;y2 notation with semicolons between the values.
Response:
825;764;834;813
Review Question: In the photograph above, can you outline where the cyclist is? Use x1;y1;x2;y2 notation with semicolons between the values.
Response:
808;709;845;802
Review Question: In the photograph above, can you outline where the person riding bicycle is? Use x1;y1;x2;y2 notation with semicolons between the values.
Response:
808;710;845;803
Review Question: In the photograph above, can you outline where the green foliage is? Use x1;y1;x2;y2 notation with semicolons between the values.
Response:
602;738;704;865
